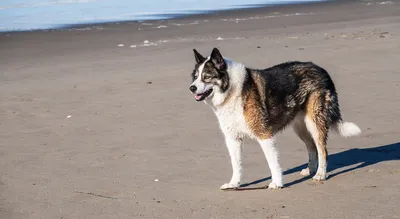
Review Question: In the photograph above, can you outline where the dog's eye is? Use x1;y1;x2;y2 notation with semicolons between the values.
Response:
203;75;211;80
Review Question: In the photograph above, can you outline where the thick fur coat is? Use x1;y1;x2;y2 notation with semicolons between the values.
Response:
189;48;361;189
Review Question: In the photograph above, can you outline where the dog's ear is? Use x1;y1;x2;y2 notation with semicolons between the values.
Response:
193;49;205;64
210;47;226;70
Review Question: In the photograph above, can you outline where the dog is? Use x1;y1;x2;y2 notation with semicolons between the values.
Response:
189;48;361;190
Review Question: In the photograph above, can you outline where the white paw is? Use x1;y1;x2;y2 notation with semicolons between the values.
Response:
312;173;327;181
268;181;283;189
220;182;240;190
300;168;311;176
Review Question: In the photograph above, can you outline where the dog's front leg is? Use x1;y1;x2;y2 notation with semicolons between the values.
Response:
220;134;243;190
258;137;283;189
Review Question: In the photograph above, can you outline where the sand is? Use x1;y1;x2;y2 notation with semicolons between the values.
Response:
1;0;400;218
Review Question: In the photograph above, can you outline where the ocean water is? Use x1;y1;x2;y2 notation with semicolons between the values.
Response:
0;0;322;31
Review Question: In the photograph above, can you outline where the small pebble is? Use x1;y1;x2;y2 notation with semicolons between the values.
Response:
118;44;124;47
66;115;72;118
147;81;153;84
154;178;159;181
257;46;261;48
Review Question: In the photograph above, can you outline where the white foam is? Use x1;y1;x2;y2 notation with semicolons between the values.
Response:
379;1;393;4
141;41;158;47
127;36;245;49
220;12;315;22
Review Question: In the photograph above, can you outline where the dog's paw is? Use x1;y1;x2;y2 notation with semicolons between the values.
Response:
220;182;240;190
300;168;311;176
312;173;327;181
300;168;313;176
268;181;283;189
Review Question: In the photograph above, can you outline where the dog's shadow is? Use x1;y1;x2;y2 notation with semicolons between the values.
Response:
240;142;400;189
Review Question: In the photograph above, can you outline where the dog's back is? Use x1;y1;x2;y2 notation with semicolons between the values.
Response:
242;61;340;135
242;61;361;180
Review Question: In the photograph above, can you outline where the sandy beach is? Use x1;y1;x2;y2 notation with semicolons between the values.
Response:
1;0;400;218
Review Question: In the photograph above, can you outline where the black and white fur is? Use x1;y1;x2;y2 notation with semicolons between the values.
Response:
189;48;361;190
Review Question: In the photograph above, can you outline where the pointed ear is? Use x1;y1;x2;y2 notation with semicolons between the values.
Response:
210;47;226;70
193;49;205;64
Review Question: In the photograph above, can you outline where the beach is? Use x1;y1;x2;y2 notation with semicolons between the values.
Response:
1;0;400;218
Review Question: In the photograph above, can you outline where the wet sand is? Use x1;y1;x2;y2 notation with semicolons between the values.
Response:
1;0;400;218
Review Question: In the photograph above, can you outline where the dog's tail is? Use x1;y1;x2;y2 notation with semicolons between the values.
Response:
332;120;362;137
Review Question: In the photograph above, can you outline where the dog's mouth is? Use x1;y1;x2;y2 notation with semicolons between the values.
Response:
195;89;213;101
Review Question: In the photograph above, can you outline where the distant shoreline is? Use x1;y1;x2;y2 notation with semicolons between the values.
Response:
0;0;336;33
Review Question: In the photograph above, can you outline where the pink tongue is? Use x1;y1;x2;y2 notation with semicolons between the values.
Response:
195;94;202;100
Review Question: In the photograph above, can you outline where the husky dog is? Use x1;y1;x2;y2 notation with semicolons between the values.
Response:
189;48;361;190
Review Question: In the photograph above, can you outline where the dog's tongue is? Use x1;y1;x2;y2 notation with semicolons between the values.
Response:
195;94;202;100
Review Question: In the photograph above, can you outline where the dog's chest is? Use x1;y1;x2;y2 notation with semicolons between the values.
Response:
214;99;252;137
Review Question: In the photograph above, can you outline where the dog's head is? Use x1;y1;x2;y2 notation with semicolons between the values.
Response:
189;48;229;102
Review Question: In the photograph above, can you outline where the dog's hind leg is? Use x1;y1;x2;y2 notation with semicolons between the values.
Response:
293;113;318;176
258;137;283;189
220;135;243;190
305;92;330;181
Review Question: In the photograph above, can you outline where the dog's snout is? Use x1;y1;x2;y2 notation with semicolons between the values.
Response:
189;85;197;93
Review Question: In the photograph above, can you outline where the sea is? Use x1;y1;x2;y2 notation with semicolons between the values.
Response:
0;0;323;32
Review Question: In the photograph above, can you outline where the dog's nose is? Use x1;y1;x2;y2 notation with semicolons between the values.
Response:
189;85;197;93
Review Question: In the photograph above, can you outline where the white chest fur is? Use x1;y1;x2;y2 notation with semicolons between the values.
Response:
213;98;253;139
204;58;253;138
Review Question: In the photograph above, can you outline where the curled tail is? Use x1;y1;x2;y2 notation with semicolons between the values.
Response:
332;121;362;137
